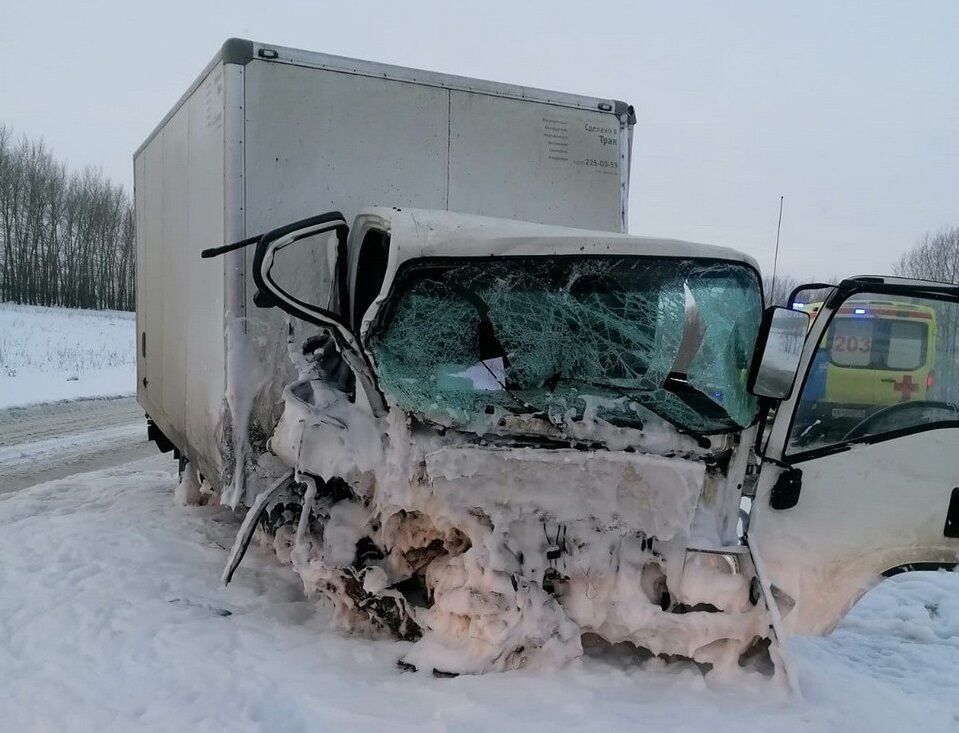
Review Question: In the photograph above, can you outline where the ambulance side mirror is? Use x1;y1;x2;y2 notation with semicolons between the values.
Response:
748;306;810;401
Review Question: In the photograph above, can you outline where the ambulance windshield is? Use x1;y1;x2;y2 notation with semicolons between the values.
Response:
788;294;959;454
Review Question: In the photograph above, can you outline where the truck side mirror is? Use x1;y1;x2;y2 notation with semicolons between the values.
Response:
747;306;809;400
251;211;350;327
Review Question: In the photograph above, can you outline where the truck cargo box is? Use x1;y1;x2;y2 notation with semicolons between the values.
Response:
134;38;635;500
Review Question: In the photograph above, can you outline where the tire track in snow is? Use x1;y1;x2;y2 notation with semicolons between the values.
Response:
0;397;159;495
0;396;143;446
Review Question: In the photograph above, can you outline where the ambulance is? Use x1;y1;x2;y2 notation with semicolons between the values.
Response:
792;298;937;442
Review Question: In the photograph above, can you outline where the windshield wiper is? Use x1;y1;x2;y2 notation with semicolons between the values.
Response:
546;374;652;398
660;373;732;423
546;373;731;440
477;360;544;416
544;374;653;428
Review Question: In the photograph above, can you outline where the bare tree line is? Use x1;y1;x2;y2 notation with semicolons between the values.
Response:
766;227;959;307
763;274;838;307
0;125;134;311
894;227;959;395
765;227;959;396
2;117;957;321
894;227;959;285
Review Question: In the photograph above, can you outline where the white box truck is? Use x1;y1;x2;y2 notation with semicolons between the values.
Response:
137;39;959;682
134;38;635;503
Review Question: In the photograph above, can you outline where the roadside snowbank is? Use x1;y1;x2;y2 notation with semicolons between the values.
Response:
0;456;956;732
0;302;135;408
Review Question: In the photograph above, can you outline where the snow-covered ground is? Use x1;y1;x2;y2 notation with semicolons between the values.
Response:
0;302;135;408
1;456;956;733
0;301;956;730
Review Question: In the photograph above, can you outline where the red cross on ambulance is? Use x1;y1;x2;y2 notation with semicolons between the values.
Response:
893;374;918;401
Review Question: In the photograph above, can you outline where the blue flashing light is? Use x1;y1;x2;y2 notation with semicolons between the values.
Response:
792;302;805;309
853;308;867;315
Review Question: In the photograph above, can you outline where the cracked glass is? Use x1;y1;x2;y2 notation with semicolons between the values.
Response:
369;256;762;435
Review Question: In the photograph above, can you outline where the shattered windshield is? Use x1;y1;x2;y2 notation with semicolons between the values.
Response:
368;256;762;435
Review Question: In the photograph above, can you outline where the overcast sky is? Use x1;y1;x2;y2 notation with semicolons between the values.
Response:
3;0;957;279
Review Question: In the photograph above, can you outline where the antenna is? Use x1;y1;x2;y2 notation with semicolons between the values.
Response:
770;195;784;302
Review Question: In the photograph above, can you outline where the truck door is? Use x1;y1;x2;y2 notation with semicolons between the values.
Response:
749;281;959;635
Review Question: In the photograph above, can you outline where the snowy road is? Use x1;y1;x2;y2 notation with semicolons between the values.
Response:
0;455;956;731
0;396;156;494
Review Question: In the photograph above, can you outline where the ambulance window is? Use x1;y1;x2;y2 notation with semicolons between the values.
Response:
887;321;926;370
830;318;873;367
829;317;927;370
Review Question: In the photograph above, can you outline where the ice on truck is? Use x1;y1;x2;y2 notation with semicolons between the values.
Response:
214;208;774;676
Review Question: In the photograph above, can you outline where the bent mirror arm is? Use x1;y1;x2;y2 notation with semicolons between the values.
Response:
250;211;349;322
203;213;387;416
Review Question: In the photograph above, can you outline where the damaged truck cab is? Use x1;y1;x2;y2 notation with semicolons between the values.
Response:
231;209;959;676
242;207;773;673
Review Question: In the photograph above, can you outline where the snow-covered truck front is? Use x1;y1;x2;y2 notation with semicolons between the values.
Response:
213;207;774;675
